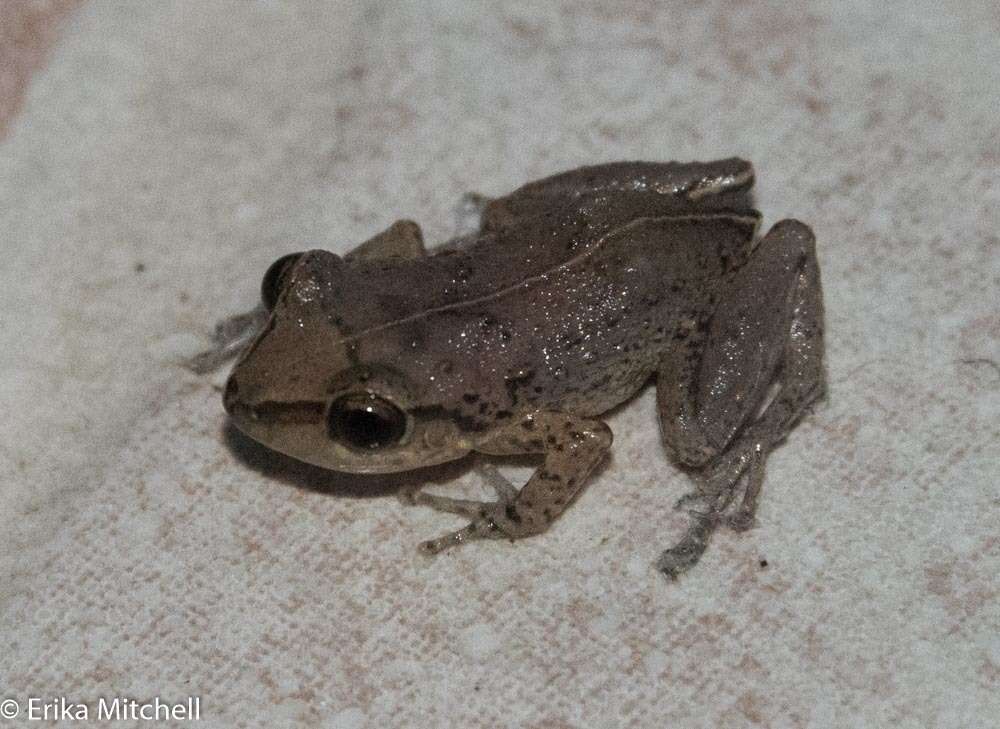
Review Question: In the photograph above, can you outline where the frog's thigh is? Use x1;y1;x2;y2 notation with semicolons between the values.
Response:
344;219;426;261
417;412;612;553
656;219;823;466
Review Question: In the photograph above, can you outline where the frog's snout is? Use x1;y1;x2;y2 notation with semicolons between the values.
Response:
222;374;241;417
222;373;270;423
223;373;259;425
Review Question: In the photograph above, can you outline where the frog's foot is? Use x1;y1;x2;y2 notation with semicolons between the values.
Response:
453;192;492;238
659;447;766;579
412;412;612;556
184;304;268;374
409;463;526;554
673;442;767;530
655;512;718;578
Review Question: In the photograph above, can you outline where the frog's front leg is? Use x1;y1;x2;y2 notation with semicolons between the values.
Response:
655;219;826;578
411;411;613;554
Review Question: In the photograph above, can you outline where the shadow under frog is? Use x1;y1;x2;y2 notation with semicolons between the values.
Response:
194;159;826;579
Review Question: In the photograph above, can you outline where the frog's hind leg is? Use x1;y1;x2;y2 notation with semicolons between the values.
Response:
654;219;826;578
485;158;756;229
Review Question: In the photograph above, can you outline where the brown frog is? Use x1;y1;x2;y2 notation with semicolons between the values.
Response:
205;159;826;577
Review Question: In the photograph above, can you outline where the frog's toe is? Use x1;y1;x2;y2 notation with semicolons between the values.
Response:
726;510;758;532
417;525;474;555
417;518;500;556
409;489;493;520
183;347;231;375
655;513;717;579
673;489;712;514
396;485;422;506
475;462;520;504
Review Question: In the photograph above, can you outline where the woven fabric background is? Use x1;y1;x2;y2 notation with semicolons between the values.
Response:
1;2;997;727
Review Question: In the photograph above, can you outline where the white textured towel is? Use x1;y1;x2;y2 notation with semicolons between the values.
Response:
1;2;997;727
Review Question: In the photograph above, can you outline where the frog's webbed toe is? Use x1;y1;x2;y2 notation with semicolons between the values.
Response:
408;463;522;554
659;447;768;578
184;304;268;374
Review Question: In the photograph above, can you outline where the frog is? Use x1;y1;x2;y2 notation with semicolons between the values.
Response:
204;158;826;578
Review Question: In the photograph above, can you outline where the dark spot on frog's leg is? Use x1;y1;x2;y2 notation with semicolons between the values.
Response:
479;402;490;414
505;504;521;523
546;435;556;444
496;410;512;419
463;393;480;404
521;419;535;431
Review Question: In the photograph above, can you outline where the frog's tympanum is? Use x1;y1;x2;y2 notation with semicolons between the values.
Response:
214;160;825;578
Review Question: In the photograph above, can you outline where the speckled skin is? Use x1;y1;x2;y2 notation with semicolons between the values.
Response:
223;159;826;576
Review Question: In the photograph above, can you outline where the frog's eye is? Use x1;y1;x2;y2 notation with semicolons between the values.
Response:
261;252;303;311
327;393;408;450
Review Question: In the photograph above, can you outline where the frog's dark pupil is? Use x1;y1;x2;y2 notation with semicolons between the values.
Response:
261;252;303;311
328;395;406;450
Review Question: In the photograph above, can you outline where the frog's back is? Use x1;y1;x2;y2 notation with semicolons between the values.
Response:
316;159;758;339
